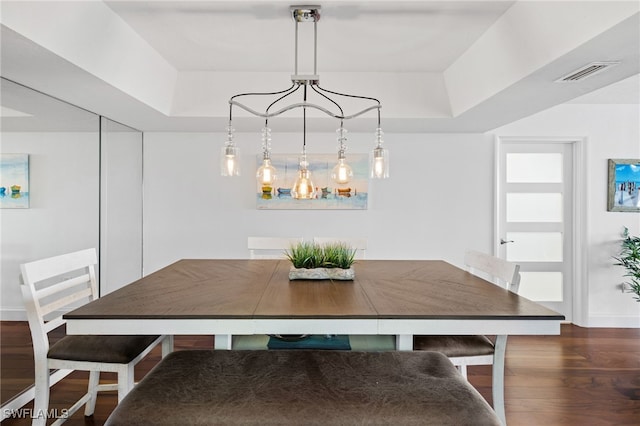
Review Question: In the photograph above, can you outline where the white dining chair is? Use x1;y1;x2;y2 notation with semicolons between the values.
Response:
312;237;367;259
20;248;172;426
413;249;520;425
248;236;303;259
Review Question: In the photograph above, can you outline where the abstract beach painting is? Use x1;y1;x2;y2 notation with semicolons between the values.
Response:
257;153;368;210
0;154;30;209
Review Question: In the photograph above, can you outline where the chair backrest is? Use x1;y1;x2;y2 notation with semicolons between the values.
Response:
464;250;520;293
313;237;367;260
248;237;303;259
20;248;98;355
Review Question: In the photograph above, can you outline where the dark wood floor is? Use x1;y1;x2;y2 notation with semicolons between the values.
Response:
1;322;639;425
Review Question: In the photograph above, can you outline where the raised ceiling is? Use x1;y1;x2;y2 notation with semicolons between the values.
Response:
1;1;639;133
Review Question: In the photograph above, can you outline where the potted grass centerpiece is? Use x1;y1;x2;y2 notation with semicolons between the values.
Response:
286;241;356;280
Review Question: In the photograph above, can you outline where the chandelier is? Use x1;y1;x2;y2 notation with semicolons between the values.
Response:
221;6;389;199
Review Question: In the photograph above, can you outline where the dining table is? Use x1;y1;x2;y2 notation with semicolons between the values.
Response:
64;259;565;350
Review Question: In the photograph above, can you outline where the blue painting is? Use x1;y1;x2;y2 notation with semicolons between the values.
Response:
608;159;640;212
0;154;30;209
257;153;368;210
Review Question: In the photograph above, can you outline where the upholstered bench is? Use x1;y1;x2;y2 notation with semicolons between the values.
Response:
105;350;501;426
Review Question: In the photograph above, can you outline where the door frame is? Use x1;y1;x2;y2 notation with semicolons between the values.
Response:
494;136;588;326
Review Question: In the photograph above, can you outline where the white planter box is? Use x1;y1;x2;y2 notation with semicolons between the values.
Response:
288;267;355;281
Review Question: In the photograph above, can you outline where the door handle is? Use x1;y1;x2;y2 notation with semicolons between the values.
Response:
500;238;514;245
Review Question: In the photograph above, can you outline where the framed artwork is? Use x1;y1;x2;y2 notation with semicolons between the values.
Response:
256;153;368;210
0;154;30;209
607;158;640;212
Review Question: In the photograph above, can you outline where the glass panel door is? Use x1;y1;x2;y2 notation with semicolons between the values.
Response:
498;141;573;319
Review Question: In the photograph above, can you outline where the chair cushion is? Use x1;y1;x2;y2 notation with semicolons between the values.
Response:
413;335;495;357
48;335;160;364
105;349;501;426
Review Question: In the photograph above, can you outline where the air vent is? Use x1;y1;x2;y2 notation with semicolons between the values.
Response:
556;61;620;82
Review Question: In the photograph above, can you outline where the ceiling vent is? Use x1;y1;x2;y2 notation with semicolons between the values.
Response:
556;61;620;82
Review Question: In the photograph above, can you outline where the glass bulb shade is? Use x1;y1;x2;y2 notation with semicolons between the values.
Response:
371;148;389;179
291;168;316;199
221;145;240;176
331;158;353;184
256;158;277;185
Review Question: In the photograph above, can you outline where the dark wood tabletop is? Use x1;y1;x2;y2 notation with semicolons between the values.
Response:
65;259;563;321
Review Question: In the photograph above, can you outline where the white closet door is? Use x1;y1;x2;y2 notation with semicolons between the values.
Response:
498;140;574;320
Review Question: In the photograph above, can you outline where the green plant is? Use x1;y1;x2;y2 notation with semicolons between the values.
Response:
286;242;356;269
613;227;640;302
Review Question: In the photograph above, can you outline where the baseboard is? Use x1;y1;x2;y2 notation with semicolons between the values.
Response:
586;314;640;328
1;307;72;321
0;308;27;321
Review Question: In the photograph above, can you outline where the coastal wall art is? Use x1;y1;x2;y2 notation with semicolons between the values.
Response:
256;153;368;210
0;154;29;209
608;158;640;212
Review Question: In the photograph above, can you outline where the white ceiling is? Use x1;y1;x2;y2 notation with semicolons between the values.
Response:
104;1;514;72
1;1;639;133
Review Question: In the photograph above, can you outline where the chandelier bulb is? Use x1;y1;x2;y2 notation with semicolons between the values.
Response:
221;144;240;177
291;156;316;199
331;126;352;184
256;157;277;186
256;126;277;185
332;156;353;185
371;127;389;179
221;124;240;176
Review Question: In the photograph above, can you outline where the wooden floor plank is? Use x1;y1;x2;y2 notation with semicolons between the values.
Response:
1;322;638;425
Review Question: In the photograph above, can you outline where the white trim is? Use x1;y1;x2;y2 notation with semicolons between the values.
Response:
495;136;586;326
493;137;500;251
66;317;562;337
1;308;75;322
67;318;256;335
587;314;640;328
253;319;379;335
572;137;589;327
0;308;28;321
378;319;561;335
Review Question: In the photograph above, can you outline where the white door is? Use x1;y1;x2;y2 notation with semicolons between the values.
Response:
497;140;574;320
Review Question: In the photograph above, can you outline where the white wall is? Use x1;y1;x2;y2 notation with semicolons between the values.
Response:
0;132;100;319
490;103;640;327
0;123;144;316
142;132;495;274
99;121;144;296
4;103;636;328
